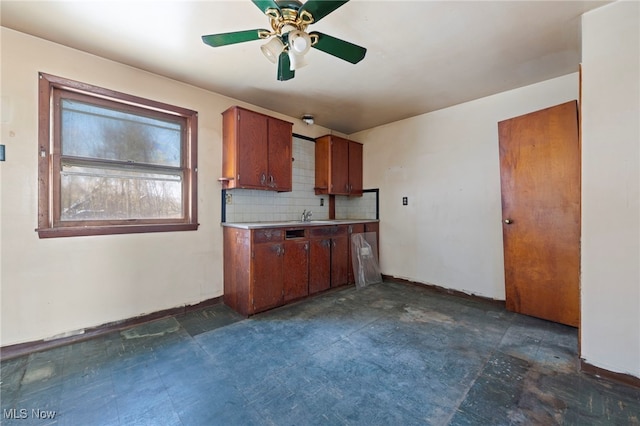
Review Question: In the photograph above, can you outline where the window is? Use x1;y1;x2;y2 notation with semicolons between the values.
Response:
38;73;198;238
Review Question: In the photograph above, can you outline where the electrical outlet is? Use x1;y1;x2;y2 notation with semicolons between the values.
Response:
225;193;233;204
402;196;408;206
320;198;324;206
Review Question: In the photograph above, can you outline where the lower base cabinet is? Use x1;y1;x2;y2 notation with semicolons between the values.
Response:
309;238;331;295
284;240;309;302
223;222;378;316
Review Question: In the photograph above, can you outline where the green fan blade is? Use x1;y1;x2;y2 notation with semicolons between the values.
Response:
277;53;295;81
300;0;349;23
310;32;366;64
252;0;281;14
202;29;268;47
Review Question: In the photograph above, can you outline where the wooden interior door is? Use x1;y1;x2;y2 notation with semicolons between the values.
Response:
498;101;580;327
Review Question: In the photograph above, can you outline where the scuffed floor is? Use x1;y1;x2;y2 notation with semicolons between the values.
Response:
1;281;638;425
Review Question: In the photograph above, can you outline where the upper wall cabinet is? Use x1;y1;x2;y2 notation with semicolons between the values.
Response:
221;106;293;192
315;135;363;196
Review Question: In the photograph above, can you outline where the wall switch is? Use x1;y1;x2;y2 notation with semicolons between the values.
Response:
402;196;408;206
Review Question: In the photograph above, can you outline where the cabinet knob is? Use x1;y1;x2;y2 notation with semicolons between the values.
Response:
504;219;513;224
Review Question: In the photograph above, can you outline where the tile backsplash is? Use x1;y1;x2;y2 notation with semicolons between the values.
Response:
223;136;377;223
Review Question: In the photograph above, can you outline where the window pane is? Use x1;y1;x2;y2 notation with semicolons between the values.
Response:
61;99;182;167
61;165;183;221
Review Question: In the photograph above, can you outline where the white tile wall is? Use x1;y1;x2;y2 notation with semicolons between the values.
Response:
223;136;378;223
335;191;377;220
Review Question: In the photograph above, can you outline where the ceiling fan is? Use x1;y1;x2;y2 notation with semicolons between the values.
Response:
202;0;367;81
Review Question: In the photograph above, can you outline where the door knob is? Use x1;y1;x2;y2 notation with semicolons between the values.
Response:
504;219;513;224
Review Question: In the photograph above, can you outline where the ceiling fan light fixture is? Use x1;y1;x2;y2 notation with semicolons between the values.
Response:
260;37;285;64
288;30;311;55
288;50;308;70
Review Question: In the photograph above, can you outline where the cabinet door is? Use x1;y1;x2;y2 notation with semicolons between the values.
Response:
268;118;293;191
283;240;309;302
309;239;331;294
330;137;350;195
331;235;350;288
223;228;251;316
237;108;269;189
348;141;363;196
253;243;284;313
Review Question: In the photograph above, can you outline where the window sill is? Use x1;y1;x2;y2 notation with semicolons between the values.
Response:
37;223;199;238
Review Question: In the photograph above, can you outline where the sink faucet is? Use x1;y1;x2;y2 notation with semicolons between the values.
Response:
301;209;313;222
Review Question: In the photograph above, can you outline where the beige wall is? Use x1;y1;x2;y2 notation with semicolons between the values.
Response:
0;28;332;346
352;0;639;379
352;74;578;299
581;1;640;378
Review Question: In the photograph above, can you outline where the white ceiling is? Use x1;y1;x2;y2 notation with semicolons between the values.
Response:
1;0;608;134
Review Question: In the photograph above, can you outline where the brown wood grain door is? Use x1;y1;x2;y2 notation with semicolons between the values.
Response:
348;141;363;196
237;108;268;188
268;118;292;191
283;240;309;302
498;100;580;327
309;239;331;294
331;236;349;287
331;137;350;195
252;243;284;313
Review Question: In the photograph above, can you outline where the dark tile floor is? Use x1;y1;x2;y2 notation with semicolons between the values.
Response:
1;281;639;425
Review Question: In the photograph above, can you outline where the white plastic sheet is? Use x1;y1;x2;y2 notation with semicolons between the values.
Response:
351;232;382;289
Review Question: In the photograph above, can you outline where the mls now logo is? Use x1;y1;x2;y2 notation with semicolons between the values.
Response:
3;408;57;420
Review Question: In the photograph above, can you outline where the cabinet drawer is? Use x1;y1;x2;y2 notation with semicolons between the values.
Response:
253;228;284;243
309;225;348;238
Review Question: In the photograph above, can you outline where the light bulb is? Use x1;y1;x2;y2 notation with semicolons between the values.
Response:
292;36;308;54
288;30;311;56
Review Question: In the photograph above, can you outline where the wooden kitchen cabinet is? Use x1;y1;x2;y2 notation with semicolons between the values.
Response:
331;233;350;288
315;135;363;196
308;225;350;293
309;238;331;295
221;106;293;192
283;239;309;302
223;221;379;316
223;227;285;316
253;242;284;312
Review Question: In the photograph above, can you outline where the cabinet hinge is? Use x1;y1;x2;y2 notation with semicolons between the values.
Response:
251;251;255;259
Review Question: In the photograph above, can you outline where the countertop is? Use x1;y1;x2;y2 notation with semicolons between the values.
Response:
222;219;378;229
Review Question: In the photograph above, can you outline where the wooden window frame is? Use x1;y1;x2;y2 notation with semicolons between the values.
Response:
37;73;199;238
